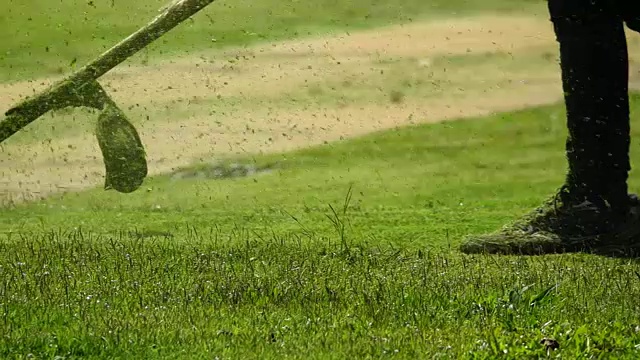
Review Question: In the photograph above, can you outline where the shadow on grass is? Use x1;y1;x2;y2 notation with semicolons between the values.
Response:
592;245;640;260
169;161;280;181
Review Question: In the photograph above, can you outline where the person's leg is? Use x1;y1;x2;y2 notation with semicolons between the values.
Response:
620;1;640;32
551;0;631;215
459;0;640;255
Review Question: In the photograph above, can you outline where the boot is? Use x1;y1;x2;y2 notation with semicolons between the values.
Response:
459;188;640;255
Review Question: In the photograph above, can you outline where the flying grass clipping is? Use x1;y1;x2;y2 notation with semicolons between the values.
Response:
0;0;217;193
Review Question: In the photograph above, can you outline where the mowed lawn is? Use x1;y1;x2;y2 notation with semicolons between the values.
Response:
3;96;640;358
4;0;640;358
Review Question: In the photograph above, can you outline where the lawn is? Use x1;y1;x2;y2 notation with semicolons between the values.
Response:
3;95;640;358
4;0;640;358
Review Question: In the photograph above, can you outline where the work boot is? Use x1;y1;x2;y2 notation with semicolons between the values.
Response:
460;187;640;255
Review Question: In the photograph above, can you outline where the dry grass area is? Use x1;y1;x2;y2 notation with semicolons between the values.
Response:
1;14;640;204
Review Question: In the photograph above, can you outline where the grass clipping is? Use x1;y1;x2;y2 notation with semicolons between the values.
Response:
96;102;148;193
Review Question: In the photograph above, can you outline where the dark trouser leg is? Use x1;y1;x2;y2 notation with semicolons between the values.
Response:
548;0;631;214
621;1;640;32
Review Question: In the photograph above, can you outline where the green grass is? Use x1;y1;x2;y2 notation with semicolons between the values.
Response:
3;232;640;359
0;0;545;82
3;1;640;358
2;94;640;358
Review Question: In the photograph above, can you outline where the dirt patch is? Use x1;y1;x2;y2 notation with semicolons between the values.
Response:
1;14;640;204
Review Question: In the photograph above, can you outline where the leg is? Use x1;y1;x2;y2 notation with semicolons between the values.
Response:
619;1;640;32
459;0;640;255
550;0;630;214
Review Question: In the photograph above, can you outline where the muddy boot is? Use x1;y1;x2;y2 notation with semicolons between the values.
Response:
460;3;640;255
460;189;640;255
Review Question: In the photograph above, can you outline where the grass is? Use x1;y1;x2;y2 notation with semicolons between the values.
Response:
2;94;640;357
3;231;640;359
3;0;640;357
0;0;545;82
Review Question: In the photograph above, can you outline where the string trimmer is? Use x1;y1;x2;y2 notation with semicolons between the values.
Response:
0;0;216;193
